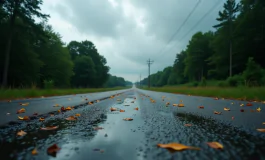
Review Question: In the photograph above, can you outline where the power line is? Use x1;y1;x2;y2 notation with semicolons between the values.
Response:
147;59;154;88
155;0;202;59
156;0;223;66
179;0;223;40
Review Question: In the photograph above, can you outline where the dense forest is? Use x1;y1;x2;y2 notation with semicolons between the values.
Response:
140;0;265;87
0;0;132;89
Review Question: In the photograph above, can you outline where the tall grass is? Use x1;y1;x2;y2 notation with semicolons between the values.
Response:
0;86;130;100
141;86;265;101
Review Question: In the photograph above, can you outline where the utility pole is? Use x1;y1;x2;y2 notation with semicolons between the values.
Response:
147;59;154;88
140;74;141;88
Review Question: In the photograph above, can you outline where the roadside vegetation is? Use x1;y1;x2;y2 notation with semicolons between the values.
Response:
0;0;132;99
0;86;130;100
137;0;265;101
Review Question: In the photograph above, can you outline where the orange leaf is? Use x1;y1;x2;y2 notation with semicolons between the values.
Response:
207;142;223;149
88;102;93;105
110;107;117;111
39;117;45;121
32;148;38;155
75;113;81;117
40;126;59;131
157;143;200;151
18;116;30;120
17;108;26;114
184;124;192;127
262;122;265;125
224;107;230;111
246;103;253;106
178;103;184;107
47;144;60;155
65;106;72;110
214;111;222;115
17;130;27;136
198;106;204;109
134;107;139;110
166;102;170;105
65;116;77;120
123;118;133;121
173;104;177;106
120;109;125;112
257;129;265;132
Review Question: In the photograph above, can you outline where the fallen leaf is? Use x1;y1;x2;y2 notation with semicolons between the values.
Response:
17;108;26;114
7;100;11;102
250;109;255;112
47;144;60;156
240;109;244;112
134;107;139;110
57;110;61;113
224;107;230;111
75;113;81;117
65;106;72;110
256;129;265;132
246;103;253;106
39;117;45;121
32;148;38;155
240;103;244;107
166;102;170;105
207;142;223;149
198;106;204;109
214;97;219;100
40;126;59;131
17;130;27;136
50;114;54;116
173;104;177;106
178;104;184;107
6;113;10;115
94;127;104;130
97;100;100;102
53;104;60;107
88;102;93;105
110;107;117;111
184;124;192;127
232;116;234;120
33;112;38;116
123;118;133;121
157;143;200;151
20;103;29;106
263;122;265;125
257;107;261;112
65;116;77;120
120;109;125;112
214;111;221;115
18;116;30;120
61;107;65;111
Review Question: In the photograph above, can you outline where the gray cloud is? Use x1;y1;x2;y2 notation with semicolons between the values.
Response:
43;0;225;82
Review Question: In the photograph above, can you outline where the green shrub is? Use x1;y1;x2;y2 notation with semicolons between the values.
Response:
44;80;54;89
243;57;264;86
200;77;207;86
226;74;244;87
217;81;228;87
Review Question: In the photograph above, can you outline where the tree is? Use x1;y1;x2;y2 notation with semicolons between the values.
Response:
1;0;49;87
213;0;240;77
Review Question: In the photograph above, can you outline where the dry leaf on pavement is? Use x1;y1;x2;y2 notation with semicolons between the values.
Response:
207;142;223;149
157;143;200;151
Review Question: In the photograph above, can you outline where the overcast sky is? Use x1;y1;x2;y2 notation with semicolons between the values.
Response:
41;0;225;82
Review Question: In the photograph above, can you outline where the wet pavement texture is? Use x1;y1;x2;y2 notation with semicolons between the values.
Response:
0;88;265;160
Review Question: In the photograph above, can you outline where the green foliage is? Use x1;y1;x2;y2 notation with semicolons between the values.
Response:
243;57;264;86
43;80;54;89
217;81;228;87
226;74;244;87
200;77;207;87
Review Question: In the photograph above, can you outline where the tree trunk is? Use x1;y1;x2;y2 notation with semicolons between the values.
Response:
1;1;18;87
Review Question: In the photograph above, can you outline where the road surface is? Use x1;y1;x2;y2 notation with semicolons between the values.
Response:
0;88;265;160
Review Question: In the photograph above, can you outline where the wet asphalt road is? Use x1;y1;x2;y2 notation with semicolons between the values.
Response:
0;87;265;160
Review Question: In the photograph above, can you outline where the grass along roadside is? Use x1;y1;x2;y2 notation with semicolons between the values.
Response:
139;86;265;101
0;86;131;101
